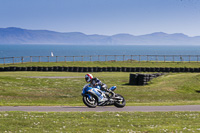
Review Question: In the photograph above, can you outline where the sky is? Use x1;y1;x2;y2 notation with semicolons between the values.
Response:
1;0;200;36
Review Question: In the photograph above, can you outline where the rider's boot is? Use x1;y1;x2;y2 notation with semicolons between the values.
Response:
107;89;115;99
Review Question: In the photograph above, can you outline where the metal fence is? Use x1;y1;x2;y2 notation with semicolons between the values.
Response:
1;55;200;65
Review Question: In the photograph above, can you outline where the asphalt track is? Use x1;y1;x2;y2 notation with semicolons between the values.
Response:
1;105;200;112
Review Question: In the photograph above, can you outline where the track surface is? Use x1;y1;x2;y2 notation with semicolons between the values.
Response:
1;105;200;112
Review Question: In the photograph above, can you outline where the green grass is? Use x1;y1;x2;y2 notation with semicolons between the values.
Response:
1;111;200;132
0;72;200;106
1;61;200;68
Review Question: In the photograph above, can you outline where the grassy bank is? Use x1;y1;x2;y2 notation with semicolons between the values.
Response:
1;61;200;68
1;111;200;132
0;72;200;106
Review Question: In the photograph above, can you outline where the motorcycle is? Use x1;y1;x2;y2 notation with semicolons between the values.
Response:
81;84;126;108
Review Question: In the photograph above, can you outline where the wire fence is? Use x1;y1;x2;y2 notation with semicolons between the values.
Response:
0;55;200;65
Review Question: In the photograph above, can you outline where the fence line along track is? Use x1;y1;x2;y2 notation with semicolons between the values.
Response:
1;55;200;65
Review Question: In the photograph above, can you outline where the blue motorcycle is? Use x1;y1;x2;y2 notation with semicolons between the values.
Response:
81;84;126;108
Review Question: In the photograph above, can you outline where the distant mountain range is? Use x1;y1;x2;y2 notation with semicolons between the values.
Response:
0;27;200;45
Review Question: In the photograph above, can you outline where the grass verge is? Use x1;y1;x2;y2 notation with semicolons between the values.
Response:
0;72;200;106
1;111;200;132
1;61;200;68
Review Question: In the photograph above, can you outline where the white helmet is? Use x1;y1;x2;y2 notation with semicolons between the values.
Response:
85;73;93;82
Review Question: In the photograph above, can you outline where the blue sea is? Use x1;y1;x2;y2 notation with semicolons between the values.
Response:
1;44;200;63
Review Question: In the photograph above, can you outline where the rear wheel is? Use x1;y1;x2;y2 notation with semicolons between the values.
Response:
83;95;97;108
114;94;126;108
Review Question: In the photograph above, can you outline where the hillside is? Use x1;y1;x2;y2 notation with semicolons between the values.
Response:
1;27;200;45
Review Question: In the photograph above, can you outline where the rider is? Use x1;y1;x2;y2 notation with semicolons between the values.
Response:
85;73;114;98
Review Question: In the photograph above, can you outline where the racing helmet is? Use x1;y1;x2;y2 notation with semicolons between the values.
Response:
85;73;93;82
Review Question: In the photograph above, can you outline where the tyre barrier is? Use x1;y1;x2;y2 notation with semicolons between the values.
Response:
0;67;200;72
129;73;165;86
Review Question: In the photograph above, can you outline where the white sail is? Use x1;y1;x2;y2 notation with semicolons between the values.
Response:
51;52;54;57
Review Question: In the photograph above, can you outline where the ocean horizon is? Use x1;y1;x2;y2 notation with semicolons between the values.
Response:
1;44;200;63
1;44;200;57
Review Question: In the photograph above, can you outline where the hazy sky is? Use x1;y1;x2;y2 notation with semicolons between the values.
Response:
1;0;200;36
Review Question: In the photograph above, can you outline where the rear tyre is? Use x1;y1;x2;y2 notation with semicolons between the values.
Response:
114;94;126;108
83;95;97;108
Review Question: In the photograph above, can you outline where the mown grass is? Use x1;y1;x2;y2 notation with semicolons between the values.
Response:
1;111;200;132
0;72;200;106
1;61;200;68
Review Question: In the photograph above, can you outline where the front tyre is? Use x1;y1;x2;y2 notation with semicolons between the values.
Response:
114;94;126;108
83;95;97;108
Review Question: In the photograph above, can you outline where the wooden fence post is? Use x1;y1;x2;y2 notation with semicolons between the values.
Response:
39;56;41;63
164;56;166;62
13;57;14;64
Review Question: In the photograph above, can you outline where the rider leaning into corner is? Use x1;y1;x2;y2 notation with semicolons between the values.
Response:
84;73;114;98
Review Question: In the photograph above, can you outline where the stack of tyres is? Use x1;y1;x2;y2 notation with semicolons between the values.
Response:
180;67;185;72
175;68;180;72
165;67;170;72
102;67;107;72
27;67;33;71
189;68;194;72
160;67;165;72
150;68;155;72
112;67;117;72
145;67;150;72
58;67;64;71
122;67;126;72
43;67;48;71
63;67;68;72
117;67;122;72
126;67;131;72
141;68;146;72
10;67;16;71
0;67;4;71
155;67;160;72
88;67;93;72
138;74;147;85
4;67;10;71
185;67;189;72
78;67;83;72
194;68;200;72
129;74;138;85
131;67;136;72
21;67;27;71
170;67;175;73
97;67;102;72
48;67;53;71
107;67;112;72
53;66;58;71
93;67;98;72
37;67;43;71
83;67;88;72
136;67;141;72
129;73;164;86
32;67;37;71
73;67;78;72
68;67;74;72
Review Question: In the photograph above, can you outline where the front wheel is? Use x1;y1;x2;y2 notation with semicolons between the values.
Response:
114;94;126;108
83;95;97;108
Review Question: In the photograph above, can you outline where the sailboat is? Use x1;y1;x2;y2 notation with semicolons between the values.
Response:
51;52;54;57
